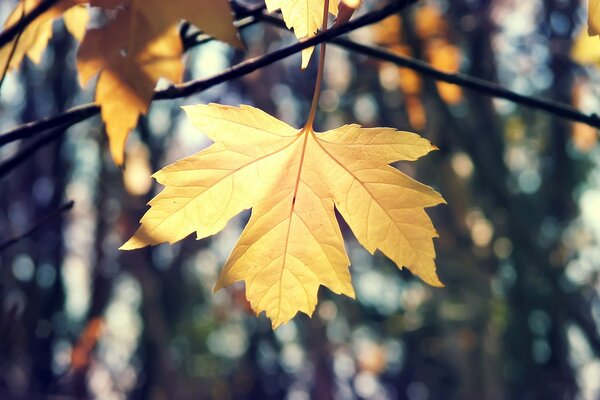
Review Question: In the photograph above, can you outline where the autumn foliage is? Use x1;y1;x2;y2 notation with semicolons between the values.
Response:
1;0;599;329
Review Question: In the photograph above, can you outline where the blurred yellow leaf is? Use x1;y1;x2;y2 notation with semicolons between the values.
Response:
406;96;426;130
389;45;422;95
414;4;445;40
571;79;598;152
266;0;338;68
341;0;362;8
427;40;462;104
0;0;89;73
572;122;598;152
76;0;241;165
122;104;444;327
589;0;600;36
371;15;402;46
123;141;152;196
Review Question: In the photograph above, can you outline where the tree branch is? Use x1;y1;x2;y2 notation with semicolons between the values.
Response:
182;2;267;50
156;0;419;100
0;200;74;252
256;11;600;131
0;0;62;49
0;0;27;91
3;0;598;156
0;124;67;178
0;0;418;149
0;103;98;146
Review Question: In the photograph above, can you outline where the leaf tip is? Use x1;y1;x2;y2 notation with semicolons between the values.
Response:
213;275;230;294
118;239;138;251
271;320;282;329
119;231;150;251
270;315;292;330
301;46;314;70
421;271;445;288
212;282;223;294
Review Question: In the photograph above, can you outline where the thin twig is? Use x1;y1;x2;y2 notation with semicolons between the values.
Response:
0;0;418;150
3;0;598;153
183;2;267;50
156;0;419;100
0;0;27;91
0;0;61;49
183;14;262;51
256;11;600;130
0;124;67;178
0;103;99;146
0;200;74;252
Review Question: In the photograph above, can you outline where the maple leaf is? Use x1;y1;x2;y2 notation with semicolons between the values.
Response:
122;104;445;328
0;0;88;73
266;0;338;68
590;0;600;36
77;0;241;165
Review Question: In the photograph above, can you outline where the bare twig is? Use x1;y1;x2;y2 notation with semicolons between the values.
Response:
182;2;267;50
255;11;600;131
0;103;99;146
0;0;27;91
0;200;74;252
3;0;598;155
183;13;262;51
0;124;67;178
0;0;418;150
156;0;419;99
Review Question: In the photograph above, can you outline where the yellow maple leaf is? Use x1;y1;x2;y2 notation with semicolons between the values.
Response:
0;0;89;73
122;104;445;328
590;0;600;36
76;0;241;166
266;0;338;69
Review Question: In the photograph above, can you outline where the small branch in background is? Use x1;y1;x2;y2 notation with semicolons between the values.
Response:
0;0;61;50
4;0;597;168
0;0;418;150
255;10;600;131
183;14;260;51
0;0;27;92
0;124;67;178
182;1;266;50
158;0;419;99
0;200;74;252
0;103;99;147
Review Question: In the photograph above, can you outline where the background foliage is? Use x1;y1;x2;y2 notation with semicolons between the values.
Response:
0;0;599;399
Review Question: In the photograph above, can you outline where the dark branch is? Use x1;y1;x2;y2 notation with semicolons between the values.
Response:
0;200;74;252
0;0;62;49
0;0;27;91
0;103;99;147
0;124;67;178
182;2;267;50
157;0;419;100
0;0;418;150
256;11;600;130
3;0;598;154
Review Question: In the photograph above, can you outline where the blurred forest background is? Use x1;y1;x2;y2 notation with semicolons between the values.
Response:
1;0;600;399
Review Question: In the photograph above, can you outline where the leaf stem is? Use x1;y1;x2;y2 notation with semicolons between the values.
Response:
305;0;330;130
